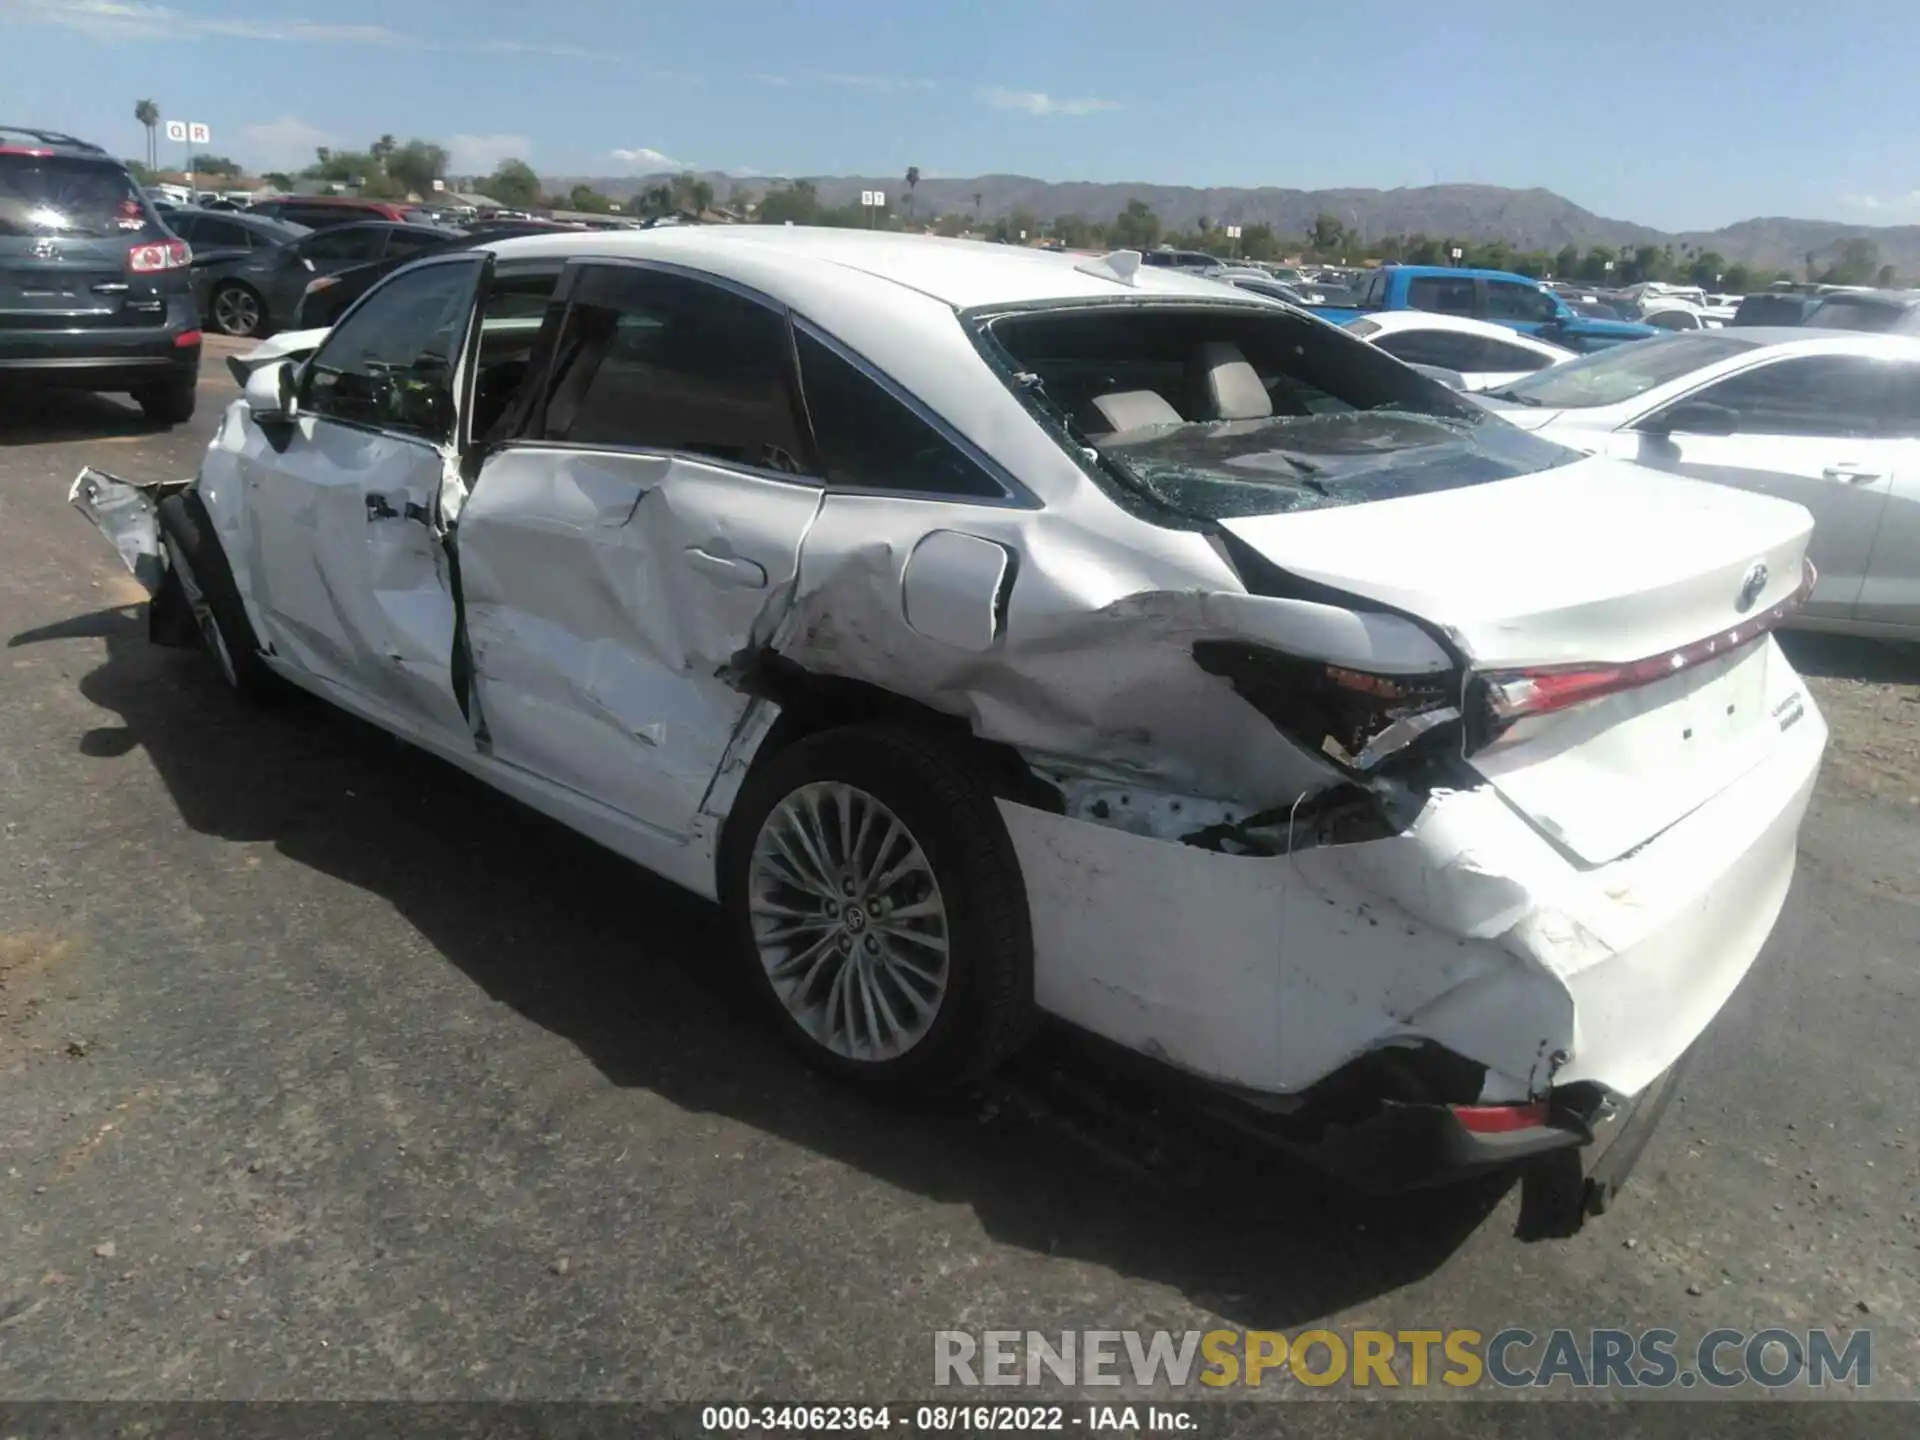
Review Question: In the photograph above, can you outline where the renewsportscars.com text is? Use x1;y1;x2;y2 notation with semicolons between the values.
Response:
933;1327;1872;1390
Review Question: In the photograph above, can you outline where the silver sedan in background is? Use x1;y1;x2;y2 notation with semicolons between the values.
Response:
1477;328;1920;640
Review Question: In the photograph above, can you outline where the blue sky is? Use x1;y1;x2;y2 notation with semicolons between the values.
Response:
4;0;1918;230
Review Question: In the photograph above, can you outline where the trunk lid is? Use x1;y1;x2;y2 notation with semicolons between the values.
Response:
1220;456;1816;864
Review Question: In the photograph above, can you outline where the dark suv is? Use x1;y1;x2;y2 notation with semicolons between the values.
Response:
0;126;200;424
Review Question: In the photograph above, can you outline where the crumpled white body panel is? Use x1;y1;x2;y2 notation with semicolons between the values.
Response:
1002;650;1824;1102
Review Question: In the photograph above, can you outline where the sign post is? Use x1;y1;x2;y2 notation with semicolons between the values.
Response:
1225;223;1242;259
861;189;885;228
166;120;211;198
1450;245;1464;267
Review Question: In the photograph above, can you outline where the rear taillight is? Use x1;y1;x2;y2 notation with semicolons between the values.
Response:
1193;641;1462;774
174;329;202;348
1451;1101;1551;1134
0;145;55;157
1475;560;1815;740
129;239;191;272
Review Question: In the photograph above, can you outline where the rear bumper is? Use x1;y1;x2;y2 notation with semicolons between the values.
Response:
0;300;201;388
1001;639;1824;1179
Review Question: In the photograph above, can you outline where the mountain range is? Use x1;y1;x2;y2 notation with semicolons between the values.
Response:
547;172;1919;274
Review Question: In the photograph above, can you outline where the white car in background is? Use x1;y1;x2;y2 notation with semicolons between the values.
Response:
1344;311;1577;391
71;230;1825;1219
1477;327;1920;638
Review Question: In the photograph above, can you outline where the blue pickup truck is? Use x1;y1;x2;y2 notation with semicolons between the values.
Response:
1311;265;1660;352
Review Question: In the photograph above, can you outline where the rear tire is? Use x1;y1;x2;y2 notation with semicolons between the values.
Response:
719;723;1036;1094
209;281;266;338
135;374;197;427
154;491;275;701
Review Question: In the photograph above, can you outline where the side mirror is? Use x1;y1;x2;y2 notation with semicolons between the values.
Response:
243;359;298;428
1648;400;1737;437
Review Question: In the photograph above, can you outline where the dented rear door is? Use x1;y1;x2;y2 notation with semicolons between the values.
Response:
452;260;825;839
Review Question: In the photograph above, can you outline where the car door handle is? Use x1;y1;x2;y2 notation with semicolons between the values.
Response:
1822;464;1881;484
365;493;431;524
683;545;768;588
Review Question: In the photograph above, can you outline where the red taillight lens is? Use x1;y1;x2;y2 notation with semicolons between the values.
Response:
129;239;191;272
1477;560;1815;734
174;329;202;348
0;145;55;157
1451;1101;1551;1134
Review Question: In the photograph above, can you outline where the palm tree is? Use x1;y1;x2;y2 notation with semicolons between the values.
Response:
904;165;920;221
134;99;159;170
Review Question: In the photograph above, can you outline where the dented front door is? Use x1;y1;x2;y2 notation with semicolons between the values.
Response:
242;254;486;737
454;445;823;839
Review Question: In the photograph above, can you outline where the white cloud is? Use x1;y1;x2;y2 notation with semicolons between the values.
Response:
9;0;609;54
239;115;336;170
811;70;936;92
610;147;695;172
978;86;1121;117
1840;190;1920;216
449;134;531;174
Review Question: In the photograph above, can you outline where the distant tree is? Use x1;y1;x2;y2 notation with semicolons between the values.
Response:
134;98;160;169
261;171;294;191
123;159;158;185
1877;263;1898;287
972;191;983;219
1510;250;1551;278
486;159;542;209
1686;250;1727;287
386;140;449;199
932;211;971;238
755;179;819;225
669;171;714;215
1110;198;1161;250
1238;222;1279;262
1822;238;1882;287
1403;233;1442;266
1552;243;1580;279
567;184;614;214
904;165;921;220
370;134;397;165
1722;263;1755;293
1049;213;1100;249
187;153;239;177
304;148;377;185
1577;245;1618;283
1308;212;1346;255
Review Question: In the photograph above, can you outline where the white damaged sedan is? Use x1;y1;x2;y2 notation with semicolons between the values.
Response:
72;228;1826;1212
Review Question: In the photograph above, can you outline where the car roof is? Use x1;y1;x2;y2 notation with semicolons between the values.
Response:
0;125;117;161
482;227;1267;311
1808;290;1920;309
1668;326;1920;354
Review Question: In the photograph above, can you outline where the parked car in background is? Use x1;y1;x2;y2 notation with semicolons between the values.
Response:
1476;328;1920;638
1345;311;1577;390
1803;289;1920;335
1702;293;1743;324
1730;291;1819;327
1313;265;1660;352
186;219;457;339
247;194;436;229
168;208;311;337
291;220;554;328
71;228;1827;1223
0;125;200;424
1209;271;1325;307
1141;246;1221;270
1642;305;1713;330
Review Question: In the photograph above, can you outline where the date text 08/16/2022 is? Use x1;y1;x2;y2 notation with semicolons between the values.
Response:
700;1406;1191;1432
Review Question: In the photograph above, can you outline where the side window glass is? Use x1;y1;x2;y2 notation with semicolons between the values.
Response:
1485;282;1558;323
1406;276;1475;316
1882;364;1920;439
1682;358;1890;438
1482;339;1557;372
540;267;810;473
470;269;565;444
1376;330;1484;372
303;259;480;440
795;329;1006;499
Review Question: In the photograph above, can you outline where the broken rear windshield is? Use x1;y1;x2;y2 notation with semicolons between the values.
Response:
979;301;1577;525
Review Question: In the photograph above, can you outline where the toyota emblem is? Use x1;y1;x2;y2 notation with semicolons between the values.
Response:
1736;562;1769;613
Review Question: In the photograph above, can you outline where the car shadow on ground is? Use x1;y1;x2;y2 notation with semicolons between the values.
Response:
1777;631;1920;685
14;604;1520;1330
0;385;162;447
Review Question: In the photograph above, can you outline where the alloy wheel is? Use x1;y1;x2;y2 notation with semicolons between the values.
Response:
747;781;951;1063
